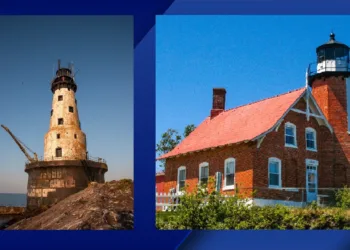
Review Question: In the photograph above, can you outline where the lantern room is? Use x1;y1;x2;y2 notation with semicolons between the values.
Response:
316;33;349;73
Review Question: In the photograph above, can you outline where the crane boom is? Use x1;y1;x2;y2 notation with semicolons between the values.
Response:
1;124;38;163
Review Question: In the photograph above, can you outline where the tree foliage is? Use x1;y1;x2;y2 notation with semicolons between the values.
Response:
183;124;196;138
156;124;196;169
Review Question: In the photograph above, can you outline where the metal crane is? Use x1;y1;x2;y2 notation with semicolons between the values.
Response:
1;124;38;163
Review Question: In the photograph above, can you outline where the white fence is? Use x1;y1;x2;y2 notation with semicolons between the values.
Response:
156;192;182;211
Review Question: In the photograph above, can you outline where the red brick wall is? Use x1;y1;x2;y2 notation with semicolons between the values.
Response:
164;143;255;197
156;175;165;193
312;76;350;186
254;97;334;202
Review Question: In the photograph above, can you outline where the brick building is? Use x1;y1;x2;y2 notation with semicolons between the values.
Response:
158;33;350;206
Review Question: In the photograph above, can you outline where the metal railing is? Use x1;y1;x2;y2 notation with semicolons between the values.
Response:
308;61;350;76
26;154;106;164
156;186;349;211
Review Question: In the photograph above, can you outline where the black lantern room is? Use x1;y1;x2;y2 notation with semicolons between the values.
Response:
309;33;350;85
316;33;349;64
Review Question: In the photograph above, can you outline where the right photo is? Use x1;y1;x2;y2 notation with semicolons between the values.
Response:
156;15;350;230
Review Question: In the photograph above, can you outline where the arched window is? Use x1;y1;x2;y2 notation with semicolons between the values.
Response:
305;127;317;151
268;157;281;188
199;162;209;185
223;158;235;190
177;166;186;193
285;122;297;148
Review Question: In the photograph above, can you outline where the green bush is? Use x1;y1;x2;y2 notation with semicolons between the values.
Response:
156;183;350;230
335;186;350;209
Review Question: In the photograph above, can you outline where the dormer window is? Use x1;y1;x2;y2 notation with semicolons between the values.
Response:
306;127;317;151
285;122;297;148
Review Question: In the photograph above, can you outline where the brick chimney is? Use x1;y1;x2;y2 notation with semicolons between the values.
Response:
210;88;226;119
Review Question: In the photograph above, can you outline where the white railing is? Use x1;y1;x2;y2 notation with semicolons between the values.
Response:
156;192;182;212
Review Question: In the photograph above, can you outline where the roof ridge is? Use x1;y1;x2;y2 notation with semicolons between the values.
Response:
224;87;305;113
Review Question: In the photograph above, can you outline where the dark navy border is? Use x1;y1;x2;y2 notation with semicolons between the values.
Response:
1;0;350;249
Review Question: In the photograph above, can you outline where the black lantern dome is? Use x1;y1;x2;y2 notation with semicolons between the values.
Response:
316;33;349;64
51;59;77;93
308;33;350;85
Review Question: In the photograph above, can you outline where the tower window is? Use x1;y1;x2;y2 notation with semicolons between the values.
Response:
57;134;60;139
69;106;74;113
56;148;62;157
51;109;53;116
74;134;77;139
58;95;63;101
58;118;64;125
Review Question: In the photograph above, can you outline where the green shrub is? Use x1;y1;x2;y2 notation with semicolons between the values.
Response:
156;183;350;230
335;186;350;209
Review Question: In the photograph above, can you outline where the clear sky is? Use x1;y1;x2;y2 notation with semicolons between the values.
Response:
156;15;350;172
0;16;133;193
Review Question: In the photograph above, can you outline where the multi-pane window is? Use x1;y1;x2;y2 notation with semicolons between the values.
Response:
224;158;235;189
199;163;209;185
177;166;186;192
56;147;62;157
268;157;281;188
306;128;317;151
285;122;297;147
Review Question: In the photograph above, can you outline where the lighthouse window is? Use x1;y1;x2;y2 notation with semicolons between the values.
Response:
58;118;64;125
69;106;74;113
74;134;77;139
58;95;63;101
56;148;62;157
325;48;335;60
317;50;325;63
51;109;53;116
57;134;60;139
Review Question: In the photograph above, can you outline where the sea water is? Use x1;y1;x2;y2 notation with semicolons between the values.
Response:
0;193;26;207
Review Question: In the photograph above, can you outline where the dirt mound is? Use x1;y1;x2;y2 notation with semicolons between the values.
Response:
6;179;133;230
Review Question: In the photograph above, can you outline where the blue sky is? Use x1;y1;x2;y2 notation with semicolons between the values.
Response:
0;16;133;193
156;15;350;172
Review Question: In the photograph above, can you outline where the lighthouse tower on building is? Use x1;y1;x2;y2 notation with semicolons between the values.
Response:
308;33;350;187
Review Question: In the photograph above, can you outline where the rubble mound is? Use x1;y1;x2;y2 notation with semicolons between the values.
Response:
6;179;133;230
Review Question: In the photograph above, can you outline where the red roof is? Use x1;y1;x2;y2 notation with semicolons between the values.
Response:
158;88;306;160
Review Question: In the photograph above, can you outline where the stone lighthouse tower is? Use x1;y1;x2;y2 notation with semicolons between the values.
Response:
25;60;108;209
308;33;350;187
44;60;86;161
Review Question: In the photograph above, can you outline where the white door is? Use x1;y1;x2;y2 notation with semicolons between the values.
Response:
306;163;318;203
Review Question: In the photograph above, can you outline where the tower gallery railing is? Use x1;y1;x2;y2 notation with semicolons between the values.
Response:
25;155;107;164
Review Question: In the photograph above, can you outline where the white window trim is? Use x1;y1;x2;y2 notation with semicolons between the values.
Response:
268;157;282;189
306;159;319;167
177;166;186;193
199;162;209;185
305;127;317;152
223;158;235;191
285;122;297;148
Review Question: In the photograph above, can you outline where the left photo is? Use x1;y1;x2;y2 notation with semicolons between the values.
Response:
0;16;133;230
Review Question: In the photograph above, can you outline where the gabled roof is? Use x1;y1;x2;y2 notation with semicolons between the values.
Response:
158;88;307;160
